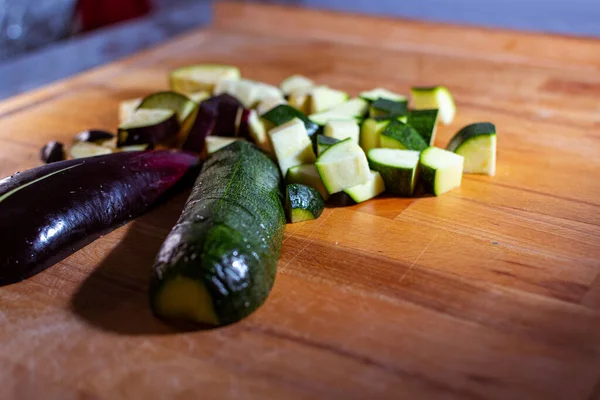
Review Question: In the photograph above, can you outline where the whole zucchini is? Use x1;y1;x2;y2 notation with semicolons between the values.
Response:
0;150;198;285
150;141;286;326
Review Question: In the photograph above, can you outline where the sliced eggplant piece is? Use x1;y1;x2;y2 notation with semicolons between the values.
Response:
118;109;179;147
69;142;113;159
188;90;211;103
40;141;66;164
170;64;241;93
280;75;314;96
137;91;198;137
182;94;244;153
0;150;198;285
239;109;268;148
73;129;115;144
118;143;154;152
119;98;142;123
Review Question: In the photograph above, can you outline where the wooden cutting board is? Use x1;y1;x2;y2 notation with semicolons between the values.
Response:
1;2;600;399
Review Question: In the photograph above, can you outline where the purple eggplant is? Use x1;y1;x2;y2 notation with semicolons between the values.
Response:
40;141;66;164
182;94;244;152
0;150;198;285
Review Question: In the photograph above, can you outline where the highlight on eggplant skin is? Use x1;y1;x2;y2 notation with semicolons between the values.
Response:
40;141;66;164
0;150;198;286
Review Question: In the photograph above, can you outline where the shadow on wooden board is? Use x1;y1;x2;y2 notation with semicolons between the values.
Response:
70;190;209;335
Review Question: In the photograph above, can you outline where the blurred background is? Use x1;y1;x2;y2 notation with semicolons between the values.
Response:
0;0;598;99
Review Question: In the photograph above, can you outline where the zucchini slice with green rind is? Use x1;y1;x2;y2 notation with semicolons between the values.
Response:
446;122;496;176
285;164;330;201
286;184;325;223
411;86;456;125
316;137;370;194
343;170;385;203
368;148;420;196
420;147;464;195
380;120;428;151
407;109;439;146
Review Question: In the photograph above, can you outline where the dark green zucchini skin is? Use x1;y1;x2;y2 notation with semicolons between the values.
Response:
150;141;286;325
0;150;198;286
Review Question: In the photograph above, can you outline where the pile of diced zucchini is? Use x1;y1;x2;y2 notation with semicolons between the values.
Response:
114;66;497;224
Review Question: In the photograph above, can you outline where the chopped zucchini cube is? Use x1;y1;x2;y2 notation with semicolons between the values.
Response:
286;164;330;200
310;86;349;114
316;135;340;156
343;170;386;203
285;184;325;223
360;118;390;153
446;122;496;176
369;98;408;119
280;75;314;96
269;118;316;176
324;119;360;143
411;86;456;125
368;148;420;196
420;147;464;195
316;138;370;194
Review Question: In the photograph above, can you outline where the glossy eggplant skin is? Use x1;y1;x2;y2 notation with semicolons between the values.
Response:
182;94;244;153
0;150;198;286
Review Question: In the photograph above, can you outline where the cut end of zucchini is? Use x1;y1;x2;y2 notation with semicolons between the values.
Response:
343;170;385;203
316;138;370;194
154;275;220;326
420;147;464;196
286;183;325;223
170;64;241;93
411;86;456;125
256;96;288;116
188;90;211;103
118;108;179;147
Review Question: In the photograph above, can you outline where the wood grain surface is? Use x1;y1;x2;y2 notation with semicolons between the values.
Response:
1;2;600;399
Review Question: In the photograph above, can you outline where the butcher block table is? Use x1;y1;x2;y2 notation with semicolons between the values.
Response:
1;2;600;399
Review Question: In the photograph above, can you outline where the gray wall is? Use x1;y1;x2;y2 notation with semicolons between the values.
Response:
267;0;600;37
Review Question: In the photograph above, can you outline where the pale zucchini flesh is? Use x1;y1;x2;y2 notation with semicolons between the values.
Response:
420;147;464;195
316;138;370;194
411;86;456;125
446;122;496;176
170;64;241;93
280;75;314;96
360;88;407;102
360;118;390;153
324;119;360;143
343;170;385;203
269;118;316;176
